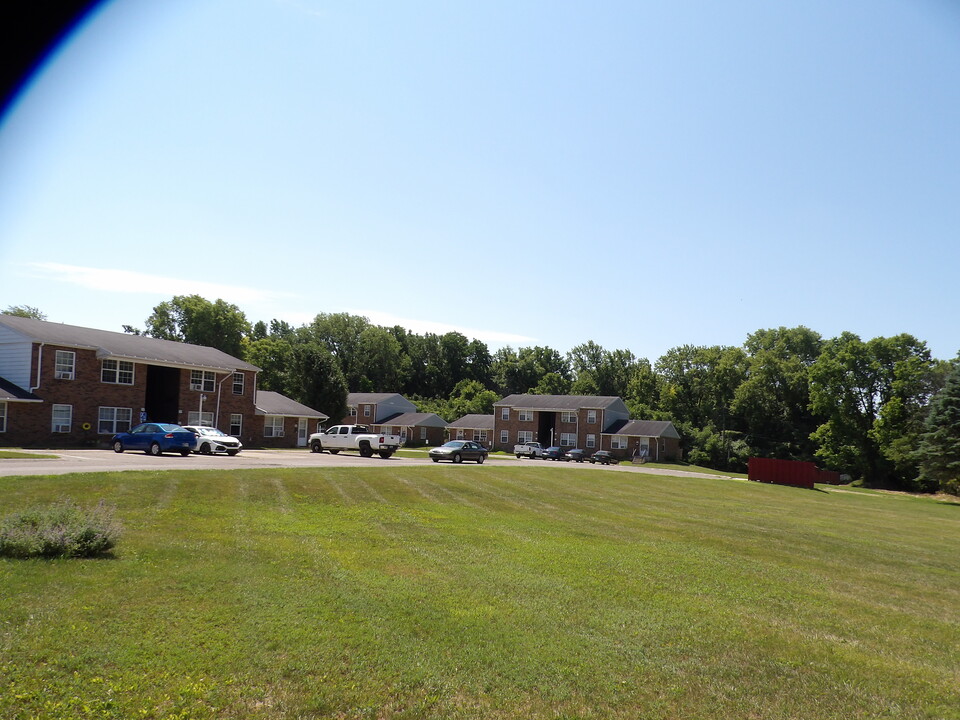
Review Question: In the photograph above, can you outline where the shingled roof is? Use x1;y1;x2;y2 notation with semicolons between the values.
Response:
254;390;328;419
603;419;680;439
0;315;259;373
493;394;626;411
446;414;495;430
0;376;41;402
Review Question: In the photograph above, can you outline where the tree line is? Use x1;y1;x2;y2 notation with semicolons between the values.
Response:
8;299;958;494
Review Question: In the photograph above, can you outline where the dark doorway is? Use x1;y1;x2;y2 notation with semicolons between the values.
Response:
145;366;181;423
538;411;557;446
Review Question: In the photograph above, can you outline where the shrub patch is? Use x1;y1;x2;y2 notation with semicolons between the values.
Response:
0;499;122;558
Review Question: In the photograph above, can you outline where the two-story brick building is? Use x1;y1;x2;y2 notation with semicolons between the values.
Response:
0;315;325;448
492;394;681;460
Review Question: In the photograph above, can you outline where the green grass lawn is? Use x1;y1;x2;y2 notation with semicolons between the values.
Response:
0;450;59;459
1;466;957;719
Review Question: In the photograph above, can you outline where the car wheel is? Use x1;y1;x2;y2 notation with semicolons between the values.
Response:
516;453;522;458
432;457;440;463
359;444;373;458
148;442;162;456
310;441;323;453
112;441;123;453
477;454;485;464
226;450;239;456
453;453;462;464
180;449;190;457
379;450;393;459
200;443;212;455
328;449;339;454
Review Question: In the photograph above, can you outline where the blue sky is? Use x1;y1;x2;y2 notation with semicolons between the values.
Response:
2;0;959;362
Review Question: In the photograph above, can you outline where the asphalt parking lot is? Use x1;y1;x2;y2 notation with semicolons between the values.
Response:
0;448;731;480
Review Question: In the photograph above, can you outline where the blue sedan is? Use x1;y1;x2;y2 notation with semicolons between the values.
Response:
112;423;196;456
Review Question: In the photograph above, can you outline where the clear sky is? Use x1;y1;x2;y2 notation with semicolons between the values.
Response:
2;0;959;362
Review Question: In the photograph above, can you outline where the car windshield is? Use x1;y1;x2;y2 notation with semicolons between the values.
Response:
157;424;184;432
197;427;225;436
442;441;464;448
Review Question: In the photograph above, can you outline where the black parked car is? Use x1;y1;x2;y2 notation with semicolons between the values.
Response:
590;450;618;465
543;446;567;461
565;448;587;462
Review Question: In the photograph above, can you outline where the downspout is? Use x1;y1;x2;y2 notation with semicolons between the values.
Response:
32;343;45;391
214;371;233;428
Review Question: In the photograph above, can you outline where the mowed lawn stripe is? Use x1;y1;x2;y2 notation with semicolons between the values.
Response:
1;466;957;719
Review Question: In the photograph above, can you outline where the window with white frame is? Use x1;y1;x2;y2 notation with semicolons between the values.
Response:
518;409;534;422
420;426;427;440
611;435;628;449
517;430;533;443
0;401;6;433
230;414;243;436
52;404;72;432
232;373;244;395
456;429;464;439
475;429;488;443
101;359;134;385
187;411;214;427
587;410;597;424
586;433;596;448
561;411;576;423
190;370;215;392
560;432;576;446
263;416;285;437
500;407;509;421
55;350;75;380
349;406;357;416
363;405;371;417
98;406;132;434
500;430;509;444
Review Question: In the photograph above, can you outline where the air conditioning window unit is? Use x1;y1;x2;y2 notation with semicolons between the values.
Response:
53;424;71;433
55;371;74;380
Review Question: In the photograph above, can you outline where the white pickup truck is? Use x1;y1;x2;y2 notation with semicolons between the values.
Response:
308;425;402;459
514;441;546;459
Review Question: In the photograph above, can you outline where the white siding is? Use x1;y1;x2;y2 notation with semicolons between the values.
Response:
0;335;34;389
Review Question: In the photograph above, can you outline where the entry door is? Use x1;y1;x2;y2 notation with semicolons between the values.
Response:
297;418;308;447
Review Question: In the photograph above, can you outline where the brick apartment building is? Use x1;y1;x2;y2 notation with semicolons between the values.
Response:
492;394;681;460
0;315;325;448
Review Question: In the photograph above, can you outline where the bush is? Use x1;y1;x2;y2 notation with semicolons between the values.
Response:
0;499;122;558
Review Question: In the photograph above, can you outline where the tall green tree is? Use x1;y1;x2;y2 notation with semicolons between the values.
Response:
287;338;348;422
809;333;939;487
144;295;250;357
655;345;747;429
732;326;824;460
915;361;960;494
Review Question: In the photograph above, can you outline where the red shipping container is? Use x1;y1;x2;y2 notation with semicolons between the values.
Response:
748;457;818;489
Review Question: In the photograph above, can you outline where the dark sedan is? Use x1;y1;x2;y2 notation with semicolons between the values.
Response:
543;446;567;461
565;448;588;462
590;450;618;465
429;440;488;464
112;423;196;456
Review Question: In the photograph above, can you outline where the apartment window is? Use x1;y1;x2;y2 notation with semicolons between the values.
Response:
55;351;75;380
518;410;534;422
417;426;425;440
586;434;596;448
232;372;244;395
101;359;134;385
611;435;628;450
230;414;243;436
517;430;533;443
500;430;509;444
363;405;371;417
560;432;576;447
190;370;215;392
587;410;597;424
349;406;357;416
456;429;464;440
561;411;576;423
0;402;6;433
98;407;132;434
187;411;214;427
263;416;285;437
475;429;488;443
500;407;509;421
52;404;72;433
